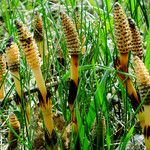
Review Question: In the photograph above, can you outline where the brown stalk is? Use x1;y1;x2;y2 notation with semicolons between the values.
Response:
15;20;54;136
60;12;80;132
8;113;20;150
134;56;150;150
128;18;143;60
0;52;6;101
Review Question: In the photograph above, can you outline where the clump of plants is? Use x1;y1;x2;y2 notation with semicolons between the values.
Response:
0;0;149;149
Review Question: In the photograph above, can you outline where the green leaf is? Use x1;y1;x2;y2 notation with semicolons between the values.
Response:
88;0;97;8
86;70;109;129
120;126;135;150
76;105;89;150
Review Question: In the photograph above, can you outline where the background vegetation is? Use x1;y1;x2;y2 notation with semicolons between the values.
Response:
0;0;149;149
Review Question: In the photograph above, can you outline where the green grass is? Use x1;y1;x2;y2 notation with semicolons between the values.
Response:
0;0;149;149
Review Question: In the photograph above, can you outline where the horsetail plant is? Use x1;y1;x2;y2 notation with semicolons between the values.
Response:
8;113;20;150
134;56;150;150
5;37;31;124
14;20;54;139
0;51;6;101
15;20;46;102
113;2;145;130
60;12;80;132
33;12;48;62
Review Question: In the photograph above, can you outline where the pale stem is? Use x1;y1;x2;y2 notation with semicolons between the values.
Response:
33;67;47;103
